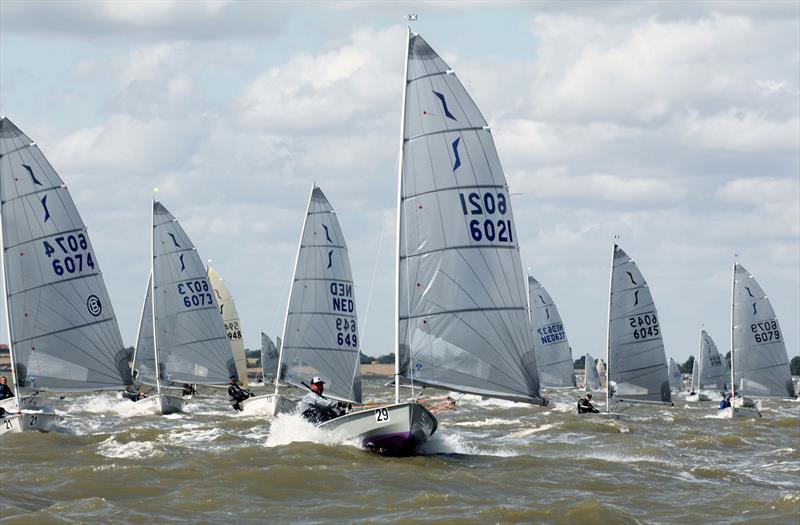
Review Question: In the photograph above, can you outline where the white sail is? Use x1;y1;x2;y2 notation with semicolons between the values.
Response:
668;358;683;392
607;245;671;404
208;266;248;387
277;186;362;404
698;330;726;390
527;276;576;388
260;332;279;383
691;358;699;391
0;117;130;391
732;263;793;398
584;353;601;390
396;32;544;404
150;201;235;385
131;274;157;385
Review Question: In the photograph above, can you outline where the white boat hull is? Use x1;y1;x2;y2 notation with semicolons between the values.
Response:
0;394;41;411
239;394;296;417
130;394;186;415
1;412;61;436
686;393;711;402
719;406;761;419
318;402;437;456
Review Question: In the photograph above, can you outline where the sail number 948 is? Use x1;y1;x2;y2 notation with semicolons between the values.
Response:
458;192;514;243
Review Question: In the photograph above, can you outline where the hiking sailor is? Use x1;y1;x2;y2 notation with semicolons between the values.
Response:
0;376;13;400
577;393;600;414
228;376;253;411
298;376;346;423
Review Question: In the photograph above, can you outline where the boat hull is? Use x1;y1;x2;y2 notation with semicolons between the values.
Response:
1;412;61;436
239;394;296;417
131;394;186;415
0;395;40;411
318;402;437;456
719;406;761;419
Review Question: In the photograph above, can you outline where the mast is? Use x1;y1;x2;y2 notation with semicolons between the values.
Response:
0;196;21;402
604;243;616;413
274;184;314;396
150;199;162;395
729;259;735;399
394;27;411;404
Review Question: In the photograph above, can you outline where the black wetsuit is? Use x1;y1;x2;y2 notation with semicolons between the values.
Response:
122;390;142;402
0;383;14;400
228;384;252;411
577;398;599;414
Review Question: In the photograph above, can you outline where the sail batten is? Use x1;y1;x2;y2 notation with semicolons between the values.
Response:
732;263;793;398
0;117;130;391
607;245;671;404
397;33;543;403
279;186;362;404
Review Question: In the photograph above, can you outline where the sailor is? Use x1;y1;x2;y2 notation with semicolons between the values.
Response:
577;393;600;414
228;376;253;411
719;392;732;410
298;376;344;424
121;385;146;402
0;376;13;400
181;383;197;397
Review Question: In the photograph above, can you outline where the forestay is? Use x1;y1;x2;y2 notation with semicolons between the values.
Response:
0;117;130;391
260;332;279;383
528;276;576;388
278;186;362;404
396;33;544;404
668;358;683;392
208;266;248;387
150;201;235;385
607;245;671;403
698;330;726;390
584;353;601;390
732;264;793;398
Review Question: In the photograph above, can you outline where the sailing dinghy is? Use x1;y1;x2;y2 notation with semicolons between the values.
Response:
604;244;672;418
208;265;249;389
687;330;723;402
668;358;683;393
129;201;236;415
259;333;279;384
0;117;131;434
584;353;602;391
528;276;577;389
721;262;794;418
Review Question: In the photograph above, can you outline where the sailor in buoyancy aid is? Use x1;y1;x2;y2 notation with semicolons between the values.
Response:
298;377;347;424
577;393;600;414
228;376;253;411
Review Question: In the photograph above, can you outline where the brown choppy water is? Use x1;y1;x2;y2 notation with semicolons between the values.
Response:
1;380;798;524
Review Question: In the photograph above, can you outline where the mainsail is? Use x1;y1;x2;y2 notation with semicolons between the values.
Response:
208;266;248;387
260;332;279;383
697;330;726;390
584;353;601;390
0;117;130;391
395;32;544;404
147;201;235;385
691;359;699;391
132;274;157;385
528;276;576;388
606;245;671;404
668;358;683;392
732;263;793;398
277;186;362;404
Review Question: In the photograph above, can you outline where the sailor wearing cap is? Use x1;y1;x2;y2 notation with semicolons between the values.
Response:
577;392;600;414
298;376;342;424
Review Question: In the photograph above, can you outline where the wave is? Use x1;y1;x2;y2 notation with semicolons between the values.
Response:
97;436;162;459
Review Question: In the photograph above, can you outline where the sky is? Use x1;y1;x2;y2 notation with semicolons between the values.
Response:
0;0;798;364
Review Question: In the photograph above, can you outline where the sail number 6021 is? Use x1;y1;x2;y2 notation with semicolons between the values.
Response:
375;407;390;422
458;192;514;243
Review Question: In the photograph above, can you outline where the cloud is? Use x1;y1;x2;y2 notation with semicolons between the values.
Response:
675;110;800;153
1;0;287;40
